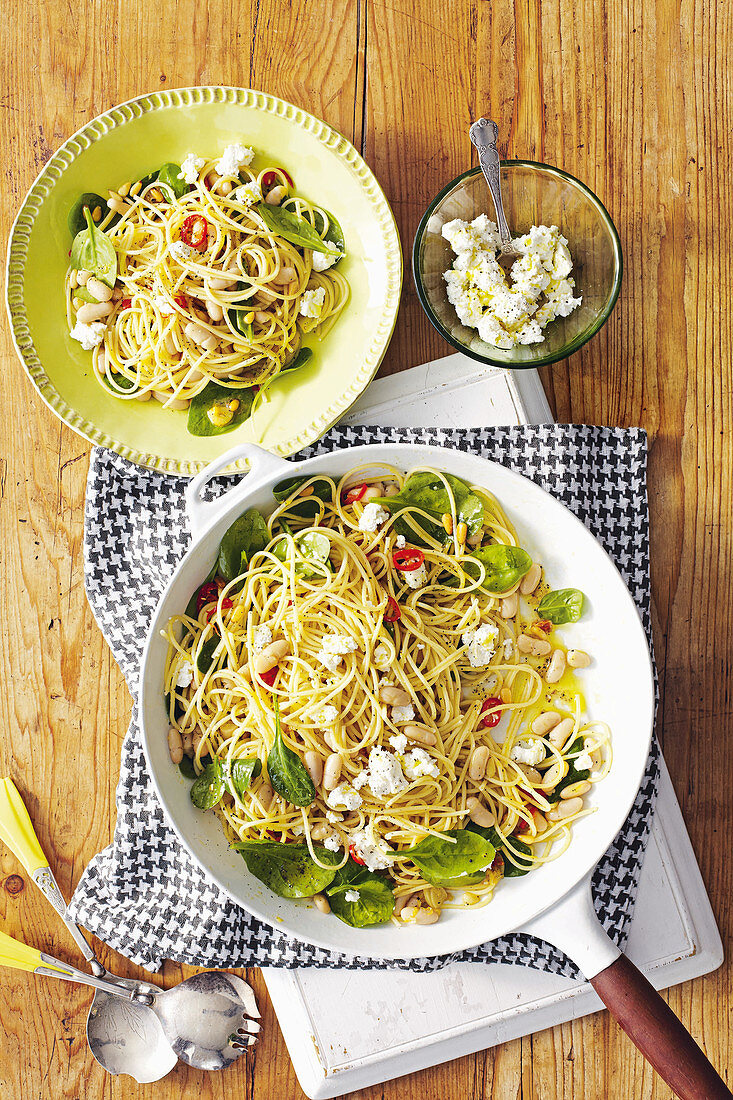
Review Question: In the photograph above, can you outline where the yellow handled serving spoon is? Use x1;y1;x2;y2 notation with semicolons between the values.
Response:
0;778;260;1073
0;777;176;1082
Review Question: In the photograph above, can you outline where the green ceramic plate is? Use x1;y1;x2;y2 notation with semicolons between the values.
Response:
6;87;402;474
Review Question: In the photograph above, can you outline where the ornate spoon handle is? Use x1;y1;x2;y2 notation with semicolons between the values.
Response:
469;117;514;251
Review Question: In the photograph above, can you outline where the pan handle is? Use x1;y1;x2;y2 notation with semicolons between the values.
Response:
185;444;292;538
521;877;731;1099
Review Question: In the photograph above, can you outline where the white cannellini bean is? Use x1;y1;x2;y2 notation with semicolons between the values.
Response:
567;649;592;668
531;711;562;736
311;823;332;841
152;392;190;411
167;727;183;764
322;753;342;791
545;649;567;684
378;685;411;707
254;639;290;675
265;184;288;205
184;321;219;352
313;893;330;914
415;907;440;925
561;780;592;799
164;331;178;356
362;484;384;502
94;349;106;376
304;751;323;788
548;796;584;821
135;390;152;402
520;562;542;595
517;763;542;785
205;300;224;322
257;782;274;810
466;796;495;828
469;746;490;781
403;724;437;747
548;717;575;750
209;269;239;291
76;301;112;323
254;310;271;324
500;592;518;618
517;634;551;657
272;265;296;286
76;269;90;286
86;277;114;303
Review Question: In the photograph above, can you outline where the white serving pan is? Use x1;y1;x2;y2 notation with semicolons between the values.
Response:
139;442;729;1099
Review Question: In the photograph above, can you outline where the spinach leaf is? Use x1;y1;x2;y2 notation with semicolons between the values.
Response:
68;193;108;237
136;169;160;191
312;207;346;257
465;544;532;594
70;207;118;288
184;564;218;619
267;698;316;807
156;162;189;200
406;829;496;886
271;529;331;579
257;202;340;254
537;588;586;624
164;690;186;722
547;736;591;803
190;758;225;809
234;840;341;898
228;756;263;800
179;755;197;780
325;860;395;927
466;822;532;877
196;634;220;674
272;471;332;521
275;346;313;382
187;381;256;437
377;472;484;538
227;307;254;340
217;508;268;582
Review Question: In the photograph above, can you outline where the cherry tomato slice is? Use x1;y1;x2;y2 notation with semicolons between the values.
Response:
384;596;401;623
392;547;425;572
203;596;233;623
349;843;365;866
480;696;502;729
536;619;552;633
343;482;368;505
180;214;209;251
196;580;221;615
262;168;294;192
174;294;188;309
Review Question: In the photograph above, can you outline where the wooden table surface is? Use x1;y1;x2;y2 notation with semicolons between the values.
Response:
1;2;730;1097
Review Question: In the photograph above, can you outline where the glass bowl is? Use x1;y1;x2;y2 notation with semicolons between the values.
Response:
412;161;622;369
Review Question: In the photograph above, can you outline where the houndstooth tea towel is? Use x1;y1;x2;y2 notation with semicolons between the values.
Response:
69;425;658;976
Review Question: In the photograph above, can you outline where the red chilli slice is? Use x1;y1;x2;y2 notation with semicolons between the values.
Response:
121;298;132;309
392;546;425;572
536;619;552;633
180;214;209;251
480;696;503;729
349;843;365;866
262;168;294;191
343;482;368;505
196;581;221;615
260;667;277;687
384;596;401;623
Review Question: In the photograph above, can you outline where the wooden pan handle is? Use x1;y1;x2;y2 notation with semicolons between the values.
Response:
591;954;731;1099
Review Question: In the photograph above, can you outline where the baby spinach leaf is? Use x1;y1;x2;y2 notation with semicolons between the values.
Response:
187;382;256;437
227;307;254;340
467;822;533;877
267;698;316;807
406;829;496;886
184;564;218;619
228;756;263;800
217;508;268;582
156;162;189;200
465;544;532;594
547;736;591;803
377;471;484;538
276;346;313;381
537;588;586;625
257;202;340;254
234;840;341;898
68;193;108;237
325;860;395;927
179;756;197;780
272;473;333;523
271;529;332;578
70;207;118;288
312;207;346;257
190;758;225;810
136;169;160;192
196;634;220;674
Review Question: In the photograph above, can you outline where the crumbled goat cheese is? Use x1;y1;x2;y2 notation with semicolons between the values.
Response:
175;660;194;689
344;889;360;902
373;643;391;671
326;783;362;811
312;250;339;272
153;294;176;315
252;625;272;654
317;634;358;672
510;739;546;766
389;733;408;754
299;287;326;319
170;240;200;262
364;746;408;798
178;153;205;184
403;561;428;589
359;502;390;533
352;769;369;790
391;703;416;724
326;810;342;824
323;834;341;852
233;180;262;205
349;826;394;871
462;623;500;667
215;143;255;176
395;535;406;548
315;705;338;726
402;747;440;781
575;750;594;771
70;320;106;350
442;216;581;349
503;638;514;660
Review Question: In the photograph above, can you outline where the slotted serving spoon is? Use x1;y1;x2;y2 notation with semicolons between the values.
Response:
0;778;260;1074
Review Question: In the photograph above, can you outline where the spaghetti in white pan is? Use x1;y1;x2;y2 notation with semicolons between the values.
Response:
163;465;610;929
64;144;349;435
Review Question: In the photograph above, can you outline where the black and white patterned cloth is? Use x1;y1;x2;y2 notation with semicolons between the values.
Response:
69;425;658;977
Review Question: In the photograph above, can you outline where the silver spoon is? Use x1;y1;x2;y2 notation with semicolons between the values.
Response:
0;777;176;1082
469;117;521;263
